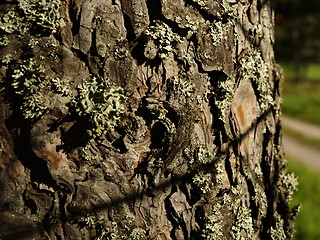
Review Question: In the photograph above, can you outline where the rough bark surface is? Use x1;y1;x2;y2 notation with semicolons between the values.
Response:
0;0;298;239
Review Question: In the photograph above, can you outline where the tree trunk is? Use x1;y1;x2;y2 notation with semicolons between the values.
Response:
0;0;299;239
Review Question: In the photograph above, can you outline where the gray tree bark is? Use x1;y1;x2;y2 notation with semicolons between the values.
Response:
0;0;299;239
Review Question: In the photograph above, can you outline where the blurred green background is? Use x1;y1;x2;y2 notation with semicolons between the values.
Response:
272;0;320;239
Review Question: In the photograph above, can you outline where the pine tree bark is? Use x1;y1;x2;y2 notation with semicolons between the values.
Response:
0;0;298;239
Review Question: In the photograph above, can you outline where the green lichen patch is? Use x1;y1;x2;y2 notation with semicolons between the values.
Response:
278;171;298;203
18;0;62;33
208;21;225;47
252;184;268;215
128;228;146;240
230;201;255;240
0;0;62;37
74;77;127;139
0;35;10;47
51;77;72;97
268;212;287;240
11;59;49;119
212;75;236;123
239;50;274;112
202;203;224;239
10;59;72;120
74;214;146;240
171;75;196;100
193;170;212;194
145;20;182;59
0;9;27;34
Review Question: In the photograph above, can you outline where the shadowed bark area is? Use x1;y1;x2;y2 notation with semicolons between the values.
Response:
0;0;298;239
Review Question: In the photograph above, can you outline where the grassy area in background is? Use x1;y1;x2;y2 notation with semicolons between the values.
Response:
287;158;320;240
281;62;320;83
280;62;320;125
306;63;320;82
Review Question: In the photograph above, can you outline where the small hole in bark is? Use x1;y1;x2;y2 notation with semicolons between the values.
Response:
150;121;166;149
112;138;128;153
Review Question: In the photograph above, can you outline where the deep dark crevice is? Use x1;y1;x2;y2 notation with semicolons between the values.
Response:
247;177;259;219
60;117;91;152
58;192;69;224
150;121;167;149
135;97;153;125
224;152;234;186
207;70;229;132
131;35;148;65
90;28;99;57
192;206;205;239
71;47;89;67
260;131;276;238
69;2;81;37
164;184;180;240
11;125;56;187
164;105;181;125
122;12;136;42
257;0;268;12
146;0;162;22
23;193;37;214
112;137;128;153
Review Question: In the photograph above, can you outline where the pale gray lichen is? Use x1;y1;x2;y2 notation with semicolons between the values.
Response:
202;203;224;240
278;171;298;203
230;176;245;196
1;54;13;64
74;77;126;138
220;0;236;18
0;10;27;34
77;214;97;228
239;50;274;112
222;192;232;204
195;146;215;164
128;228;146;240
0;0;62;36
51;78;72;96
214;162;225;185
0;35;10;46
76;213;146;240
268;212;287;240
18;0;62;33
145;21;182;59
171;76;196;99
249;24;263;39
11;59;72;119
230;201;255;240
11;59;49;119
184;15;200;32
209;21;225;46
28;38;40;48
95;222;121;240
192;170;212;194
114;48;128;60
213;76;236;122
252;184;268;215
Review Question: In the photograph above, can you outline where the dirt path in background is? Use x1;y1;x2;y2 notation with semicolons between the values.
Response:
282;116;320;141
281;116;320;171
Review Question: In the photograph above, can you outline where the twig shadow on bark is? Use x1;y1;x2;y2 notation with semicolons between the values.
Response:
0;107;273;240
